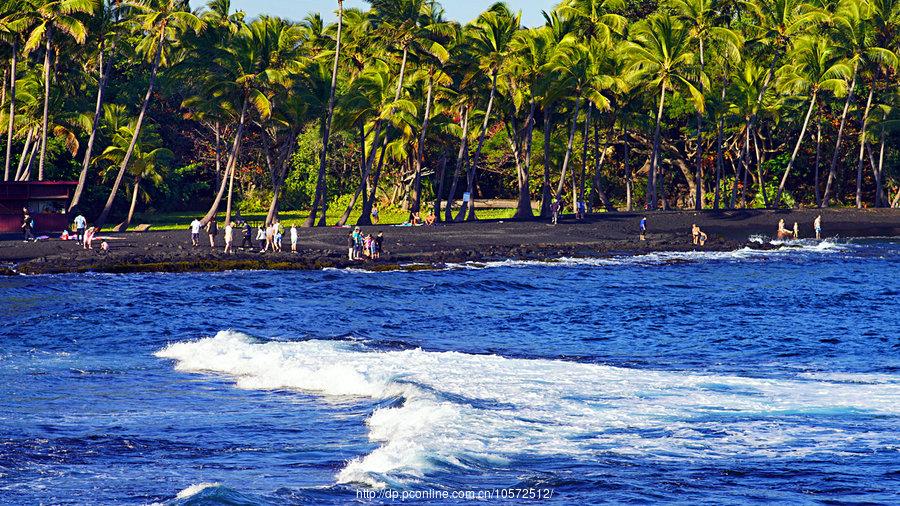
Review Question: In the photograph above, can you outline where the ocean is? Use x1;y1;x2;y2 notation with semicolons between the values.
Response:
1;239;898;504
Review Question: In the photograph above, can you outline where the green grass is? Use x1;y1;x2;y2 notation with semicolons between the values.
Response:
131;206;517;231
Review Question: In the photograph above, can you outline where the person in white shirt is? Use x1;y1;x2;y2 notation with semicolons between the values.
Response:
189;218;202;247
224;221;234;253
290;225;298;253
73;214;87;241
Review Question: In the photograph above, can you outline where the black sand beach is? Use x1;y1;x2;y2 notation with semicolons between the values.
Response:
2;208;898;275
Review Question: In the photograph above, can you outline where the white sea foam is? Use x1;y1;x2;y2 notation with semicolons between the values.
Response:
156;331;900;488
445;240;848;271
175;482;221;499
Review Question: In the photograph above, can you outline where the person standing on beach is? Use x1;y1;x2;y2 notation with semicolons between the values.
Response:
74;213;87;242
189;218;202;247
347;231;355;260
692;224;701;245
241;222;253;250
640;217;647;241
371;205;379;224
206;219;218;248
814;215;822;240
256;225;266;250
290;225;298;253
375;232;384;259
224;222;234;253
793;222;799;239
551;199;561;225
273;221;283;252
21;209;35;242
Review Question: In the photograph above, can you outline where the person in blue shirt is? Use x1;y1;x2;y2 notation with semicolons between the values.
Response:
639;217;647;241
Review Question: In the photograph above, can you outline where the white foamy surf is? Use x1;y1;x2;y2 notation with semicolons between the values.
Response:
156;331;900;488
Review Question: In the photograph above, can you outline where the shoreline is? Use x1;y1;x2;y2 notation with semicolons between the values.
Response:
2;208;897;276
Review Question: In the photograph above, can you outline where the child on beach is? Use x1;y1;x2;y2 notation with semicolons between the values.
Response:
793;222;799;239
371;205;379;224
290;225;298;253
814;215;822;240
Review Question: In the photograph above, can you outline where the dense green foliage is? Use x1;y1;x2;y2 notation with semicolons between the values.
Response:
1;0;898;228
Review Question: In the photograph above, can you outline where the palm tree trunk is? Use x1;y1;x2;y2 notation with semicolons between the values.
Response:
648;82;666;209
460;69;497;222
774;92;817;208
121;175;141;230
14;127;34;181
213;120;221;195
624;123;632;211
202;95;249;224
305;0;344;227
433;155;447;220
754;131;768;209
70;47;113;211
540;105;553;217
20;134;38;181
96;31;164;226
555;95;582;201
38;29;53;181
343;121;383;225
358;140;388;226
411;73;434;215
694;37;705;210
445;106;468;222
713;115;724;210
875;120;886;207
516;99;536;220
591;112;615;211
823;63;857;207
814;111;822;207
4;41;17;181
855;85;874;209
573;104;589;213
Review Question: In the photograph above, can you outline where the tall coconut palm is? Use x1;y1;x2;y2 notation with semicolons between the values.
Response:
22;0;95;181
70;0;125;211
772;35;850;208
459;2;520;221
673;0;741;209
304;0;343;227
96;0;201;227
624;13;704;209
1;1;32;181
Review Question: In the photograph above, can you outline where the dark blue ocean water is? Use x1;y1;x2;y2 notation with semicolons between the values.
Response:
1;239;898;505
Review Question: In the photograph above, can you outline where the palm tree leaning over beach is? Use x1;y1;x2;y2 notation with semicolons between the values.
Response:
96;0;201;228
70;0;125;211
23;0;95;181
772;35;850;208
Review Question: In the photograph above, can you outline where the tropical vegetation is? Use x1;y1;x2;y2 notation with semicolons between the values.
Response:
0;0;898;230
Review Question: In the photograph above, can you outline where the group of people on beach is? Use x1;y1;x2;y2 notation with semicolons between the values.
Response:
58;212;107;251
347;227;384;260
189;218;305;254
777;215;822;240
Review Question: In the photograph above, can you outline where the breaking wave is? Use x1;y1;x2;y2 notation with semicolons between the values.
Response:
156;331;900;489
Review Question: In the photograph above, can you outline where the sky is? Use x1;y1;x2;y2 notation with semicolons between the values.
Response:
190;1;558;28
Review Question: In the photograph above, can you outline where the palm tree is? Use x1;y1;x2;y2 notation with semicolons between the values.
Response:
96;0;201;227
772;35;850;207
1;1;31;181
23;0;95;181
70;0;125;211
624;13;703;209
96;120;172;229
459;2;520;221
673;0;741;209
304;0;344;227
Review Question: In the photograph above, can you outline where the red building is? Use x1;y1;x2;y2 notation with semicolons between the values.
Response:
0;181;77;235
